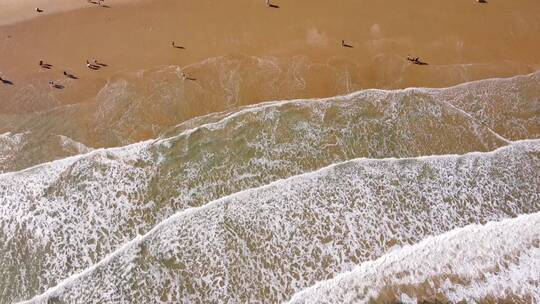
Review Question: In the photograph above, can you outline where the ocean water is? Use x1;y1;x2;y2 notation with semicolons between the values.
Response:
0;132;91;173
17;140;540;303
0;71;539;303
287;213;540;303
2;57;539;149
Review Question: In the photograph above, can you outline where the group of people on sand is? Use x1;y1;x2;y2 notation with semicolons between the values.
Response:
7;0;433;89
87;0;106;6
407;55;423;64
33;57;103;89
86;59;102;70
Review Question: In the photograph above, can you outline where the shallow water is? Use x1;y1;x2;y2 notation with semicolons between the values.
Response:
18;140;540;303
1;58;538;150
1;72;539;303
287;213;540;304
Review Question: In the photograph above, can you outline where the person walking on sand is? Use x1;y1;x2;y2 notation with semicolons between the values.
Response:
39;60;43;66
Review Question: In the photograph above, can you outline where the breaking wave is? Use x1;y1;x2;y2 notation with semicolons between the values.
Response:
0;72;538;303
287;213;540;304
20;140;540;303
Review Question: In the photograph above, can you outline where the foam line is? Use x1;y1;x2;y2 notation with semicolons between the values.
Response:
19;139;540;303
287;213;540;303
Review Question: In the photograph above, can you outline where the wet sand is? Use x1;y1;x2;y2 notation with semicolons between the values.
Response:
0;0;539;146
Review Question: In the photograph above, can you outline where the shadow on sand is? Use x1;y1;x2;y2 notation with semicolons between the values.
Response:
65;73;79;79
1;78;14;85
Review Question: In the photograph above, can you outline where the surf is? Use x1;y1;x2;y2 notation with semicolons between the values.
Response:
287;213;540;304
18;140;540;303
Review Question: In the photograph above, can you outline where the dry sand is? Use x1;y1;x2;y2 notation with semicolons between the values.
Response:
0;0;136;26
0;0;539;146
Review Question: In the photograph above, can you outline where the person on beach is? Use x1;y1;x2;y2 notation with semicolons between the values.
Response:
36;8;43;13
341;40;353;48
39;60;43;66
48;80;54;87
407;55;420;63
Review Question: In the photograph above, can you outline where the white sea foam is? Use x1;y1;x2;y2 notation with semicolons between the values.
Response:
287;213;540;304
429;70;540;140
2;72;539;302
20;139;540;303
0;132;93;174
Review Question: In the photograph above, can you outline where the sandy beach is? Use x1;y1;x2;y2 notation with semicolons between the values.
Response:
1;0;539;146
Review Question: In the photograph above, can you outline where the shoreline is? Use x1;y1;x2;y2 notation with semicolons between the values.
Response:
2;0;539;92
1;0;539;146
